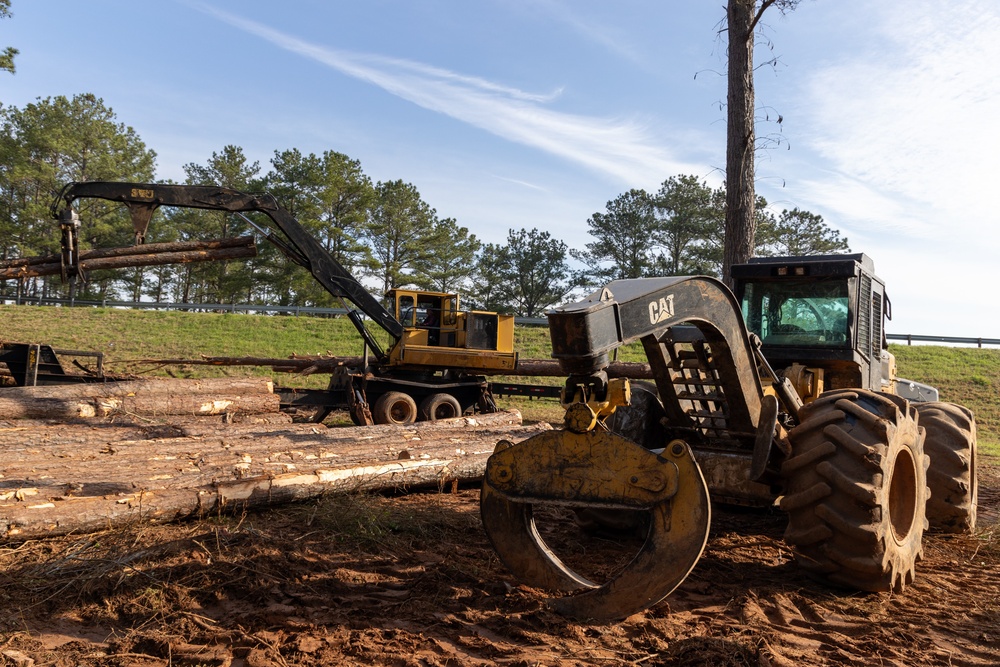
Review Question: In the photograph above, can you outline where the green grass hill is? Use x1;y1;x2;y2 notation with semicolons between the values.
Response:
2;304;995;454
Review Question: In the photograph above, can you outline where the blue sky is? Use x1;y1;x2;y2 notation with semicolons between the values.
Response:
4;1;998;338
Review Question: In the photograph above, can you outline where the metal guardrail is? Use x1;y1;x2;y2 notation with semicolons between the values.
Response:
886;333;1000;348
2;297;993;344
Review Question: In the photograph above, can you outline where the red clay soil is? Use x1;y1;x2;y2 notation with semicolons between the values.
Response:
0;460;997;666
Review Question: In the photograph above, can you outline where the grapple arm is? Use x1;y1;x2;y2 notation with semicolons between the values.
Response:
53;181;402;359
547;276;767;436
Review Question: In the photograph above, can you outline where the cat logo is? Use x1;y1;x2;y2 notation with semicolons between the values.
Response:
648;294;675;325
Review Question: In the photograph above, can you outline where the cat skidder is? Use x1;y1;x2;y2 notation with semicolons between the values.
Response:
480;254;976;620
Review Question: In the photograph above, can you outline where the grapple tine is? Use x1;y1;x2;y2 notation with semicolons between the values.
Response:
480;432;711;620
549;441;711;621
480;480;596;592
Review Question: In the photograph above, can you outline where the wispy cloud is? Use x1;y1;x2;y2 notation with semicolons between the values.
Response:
490;174;550;192
190;3;688;185
800;1;1000;242
530;0;650;70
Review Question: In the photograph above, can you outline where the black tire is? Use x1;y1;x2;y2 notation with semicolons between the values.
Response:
371;391;418;425
780;389;929;593
419;393;462;421
914;401;977;534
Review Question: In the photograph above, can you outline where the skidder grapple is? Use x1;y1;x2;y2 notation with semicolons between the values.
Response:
480;254;976;620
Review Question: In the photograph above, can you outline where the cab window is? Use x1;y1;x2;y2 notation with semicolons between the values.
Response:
741;279;850;347
397;295;415;326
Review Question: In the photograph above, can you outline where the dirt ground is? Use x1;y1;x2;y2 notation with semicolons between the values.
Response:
0;455;997;667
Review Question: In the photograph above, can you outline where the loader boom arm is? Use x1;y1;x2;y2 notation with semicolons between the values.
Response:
53;181;403;358
547;276;765;436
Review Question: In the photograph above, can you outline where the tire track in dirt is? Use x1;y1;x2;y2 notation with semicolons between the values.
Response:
648;467;1000;666
0;463;996;666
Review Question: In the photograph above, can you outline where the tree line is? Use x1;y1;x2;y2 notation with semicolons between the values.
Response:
0;94;847;317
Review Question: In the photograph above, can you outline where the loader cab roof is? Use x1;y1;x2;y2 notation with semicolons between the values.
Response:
734;253;875;279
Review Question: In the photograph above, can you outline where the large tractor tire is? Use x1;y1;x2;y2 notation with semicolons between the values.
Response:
780;389;929;593
914;401;977;533
372;391;418;425
419;393;462;422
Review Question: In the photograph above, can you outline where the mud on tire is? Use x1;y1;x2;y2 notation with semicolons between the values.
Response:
419;393;462;422
372;391;418;425
914;401;977;533
780;389;930;592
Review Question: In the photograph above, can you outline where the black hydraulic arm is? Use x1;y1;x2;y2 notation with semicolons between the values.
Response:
546;276;766;436
53;182;403;358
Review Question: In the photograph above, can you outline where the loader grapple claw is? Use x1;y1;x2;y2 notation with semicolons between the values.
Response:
480;430;711;621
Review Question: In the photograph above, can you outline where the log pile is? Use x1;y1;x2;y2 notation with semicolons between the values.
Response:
0;376;550;541
0;236;257;281
0;410;545;541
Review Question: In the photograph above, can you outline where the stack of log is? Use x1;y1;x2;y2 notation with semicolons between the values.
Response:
0;376;550;541
0;236;257;281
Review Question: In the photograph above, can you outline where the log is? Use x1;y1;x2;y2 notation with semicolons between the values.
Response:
0;236;255;269
95;393;281;418
117;356;656;379
512;359;654;380
0;242;257;280
0;409;527;461
0;376;275;401
0;410;550;540
0;397;99;420
0;392;280;420
124;354;365;375
0;413;301;448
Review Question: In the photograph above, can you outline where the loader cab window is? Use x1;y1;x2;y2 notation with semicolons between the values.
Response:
416;297;443;345
397;294;416;326
741;279;850;347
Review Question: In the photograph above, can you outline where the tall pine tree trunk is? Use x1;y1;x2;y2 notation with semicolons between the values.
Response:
723;0;757;287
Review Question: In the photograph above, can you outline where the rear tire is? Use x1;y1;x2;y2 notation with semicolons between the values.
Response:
419;393;462;421
780;389;929;592
372;391;417;425
914;402;977;533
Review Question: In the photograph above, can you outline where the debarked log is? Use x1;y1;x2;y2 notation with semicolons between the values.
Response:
0;376;275;401
0;410;550;540
0;392;281;420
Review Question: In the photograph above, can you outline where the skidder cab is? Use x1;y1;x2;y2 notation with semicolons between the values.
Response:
733;253;901;401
